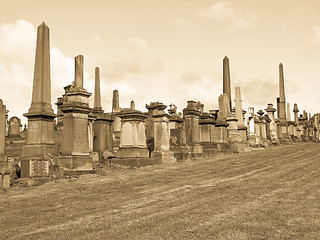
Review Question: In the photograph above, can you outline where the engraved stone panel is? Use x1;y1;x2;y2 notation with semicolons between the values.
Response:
30;160;49;177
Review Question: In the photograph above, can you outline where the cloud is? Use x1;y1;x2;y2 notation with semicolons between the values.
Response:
88;33;103;44
105;37;163;81
311;25;320;45
198;1;257;29
0;20;74;122
174;18;194;28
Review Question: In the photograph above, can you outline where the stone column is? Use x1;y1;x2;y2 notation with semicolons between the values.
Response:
93;67;114;154
199;112;216;155
293;103;301;140
112;90;121;152
183;101;203;157
21;22;59;184
234;86;247;142
213;94;229;148
151;106;176;164
276;63;290;142
257;110;268;147
223;56;232;109
265;103;279;144
247;107;257;147
58;55;93;172
286;102;296;140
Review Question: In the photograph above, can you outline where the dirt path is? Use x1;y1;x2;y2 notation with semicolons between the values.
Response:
1;143;319;239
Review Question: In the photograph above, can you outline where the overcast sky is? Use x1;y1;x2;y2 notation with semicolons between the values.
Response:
1;0;320;123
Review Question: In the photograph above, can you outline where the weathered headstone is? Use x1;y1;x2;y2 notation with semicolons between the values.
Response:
21;22;59;185
116;108;149;158
58;55;93;172
8;117;22;138
257;110;268;147
183;101;203;157
151;104;176;163
213;94;229;147
265;103;279;144
93;67;114;155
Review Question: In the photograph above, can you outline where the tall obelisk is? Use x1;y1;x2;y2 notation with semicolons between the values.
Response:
93;67;102;112
223;56;232;110
234;86;247;142
276;63;290;141
21;22;58;182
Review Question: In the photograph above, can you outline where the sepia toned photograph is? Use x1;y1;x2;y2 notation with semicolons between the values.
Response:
0;0;319;239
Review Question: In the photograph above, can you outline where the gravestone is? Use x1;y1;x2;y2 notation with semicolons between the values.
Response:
8;117;22;138
21;22;59;185
58;55;93;172
265;103;279;145
234;86;247;142
112;90;121;151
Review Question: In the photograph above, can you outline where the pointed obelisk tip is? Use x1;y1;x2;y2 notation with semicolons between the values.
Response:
39;21;48;28
224;56;229;60
279;63;283;67
95;66;99;71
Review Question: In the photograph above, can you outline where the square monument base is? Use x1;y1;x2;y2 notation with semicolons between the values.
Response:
21;144;59;158
151;151;176;164
58;155;93;172
21;158;50;178
116;147;149;158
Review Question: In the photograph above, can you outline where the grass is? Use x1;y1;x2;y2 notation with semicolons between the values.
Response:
0;142;319;239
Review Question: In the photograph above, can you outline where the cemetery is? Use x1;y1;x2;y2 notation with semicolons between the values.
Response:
1;22;320;188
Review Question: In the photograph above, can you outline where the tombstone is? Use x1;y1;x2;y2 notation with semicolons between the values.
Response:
292;103;301;141
116;108;149;158
199;112;216;155
286;103;297;141
183;101;203;157
8;117;22;138
167;104;188;161
213;94;229;148
92;67;114;155
276;63;290;142
58;55;93;172
112;90;121;151
247;107;258;147
234;86;247;142
257;110;268;147
150;105;176;163
265;104;279;144
21;22;59;185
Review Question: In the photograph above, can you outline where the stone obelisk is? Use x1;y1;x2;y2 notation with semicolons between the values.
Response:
276;63;290;142
21;22;58;184
234;86;247;142
93;67;102;112
112;89;121;151
223;56;232;110
0;100;6;161
92;67;114;154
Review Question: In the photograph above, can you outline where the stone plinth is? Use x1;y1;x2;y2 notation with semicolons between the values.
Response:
93;112;114;153
226;116;244;152
150;106;176;164
59;85;93;172
183;101;203;157
116;110;149;159
265;104;279;145
213;119;229;144
21;22;59;185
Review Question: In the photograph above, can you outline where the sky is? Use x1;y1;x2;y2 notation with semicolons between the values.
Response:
1;0;320;124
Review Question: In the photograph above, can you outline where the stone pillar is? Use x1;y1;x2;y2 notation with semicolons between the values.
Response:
146;102;166;157
257;110;268;147
234;86;247;142
223;56;232;109
168;105;188;161
265;104;279;144
276;63;290;142
93;67;114;154
58;55;93;172
199;112;216;155
183;101;203;157
112;90;121;152
151;106;176;164
293;103;301;141
286;103;296;140
130;100;135;110
247;107;258;147
213;95;229;147
21;22;59;185
116;109;149;158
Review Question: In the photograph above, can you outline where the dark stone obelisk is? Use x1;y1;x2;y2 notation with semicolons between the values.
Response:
223;56;232;110
21;22;59;184
276;63;290;142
